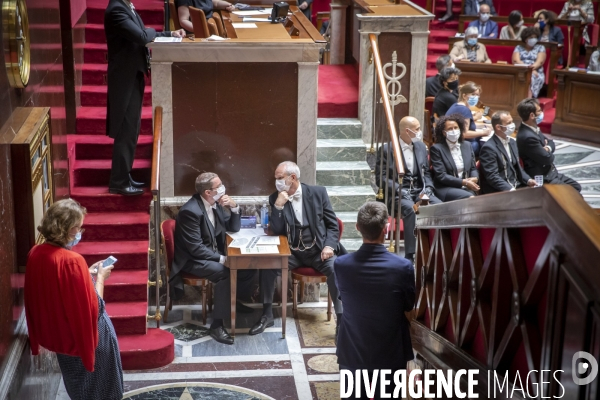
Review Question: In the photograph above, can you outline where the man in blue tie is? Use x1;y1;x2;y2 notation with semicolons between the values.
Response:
335;201;415;398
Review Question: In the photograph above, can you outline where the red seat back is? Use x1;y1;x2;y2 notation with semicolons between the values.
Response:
337;217;344;240
161;219;176;272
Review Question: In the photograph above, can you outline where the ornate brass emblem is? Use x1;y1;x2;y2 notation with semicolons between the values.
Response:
3;0;30;88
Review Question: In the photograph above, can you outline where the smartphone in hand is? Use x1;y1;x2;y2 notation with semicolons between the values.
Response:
93;256;117;274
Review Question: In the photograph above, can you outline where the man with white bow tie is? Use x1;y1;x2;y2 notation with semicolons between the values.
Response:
250;161;345;339
171;173;256;345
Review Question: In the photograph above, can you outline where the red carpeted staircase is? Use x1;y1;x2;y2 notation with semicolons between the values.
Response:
67;0;173;370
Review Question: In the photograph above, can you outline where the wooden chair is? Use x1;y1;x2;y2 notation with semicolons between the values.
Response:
168;0;182;31
189;6;211;38
291;217;343;321
207;18;219;36
161;219;212;324
212;12;227;37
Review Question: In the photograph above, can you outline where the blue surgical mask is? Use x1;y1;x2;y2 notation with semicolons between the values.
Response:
538;21;546;30
535;111;544;125
66;231;82;248
467;38;478;47
467;96;479;106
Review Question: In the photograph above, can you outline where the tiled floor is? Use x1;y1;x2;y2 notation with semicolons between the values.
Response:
554;139;600;208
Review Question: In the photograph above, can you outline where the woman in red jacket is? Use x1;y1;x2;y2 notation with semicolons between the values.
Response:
24;199;123;400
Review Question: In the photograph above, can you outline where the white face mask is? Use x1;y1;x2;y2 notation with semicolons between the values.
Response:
527;38;538;47
516;20;524;28
502;123;516;135
480;13;490;22
275;178;291;192
446;129;461;143
408;128;423;143
212;185;226;201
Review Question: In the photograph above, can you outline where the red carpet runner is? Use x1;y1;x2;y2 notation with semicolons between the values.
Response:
67;0;173;370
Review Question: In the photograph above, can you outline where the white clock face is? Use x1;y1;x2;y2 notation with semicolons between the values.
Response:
3;0;30;88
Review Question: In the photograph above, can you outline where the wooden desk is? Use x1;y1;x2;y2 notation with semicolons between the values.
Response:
552;70;600;144
226;235;291;338
454;62;532;125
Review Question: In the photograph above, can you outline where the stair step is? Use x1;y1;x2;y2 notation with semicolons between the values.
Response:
86;1;165;25
73;240;149;270
118;328;174;370
428;43;449;55
82;211;149;241
316;161;372;187
426;68;438;78
83;43;108;64
103;270;148;302
76;106;153;135
81;85;152;107
340;238;364;252
71;186;153;212
317;118;362;139
427;55;439;70
317;139;366;162
430;20;459;30
85;23;162;44
326;185;375;212
336;211;361;238
435;5;463;14
73;159;152;187
429;29;455;43
71;134;154;160
78;64;152;87
106;301;148;335
30;23;62;44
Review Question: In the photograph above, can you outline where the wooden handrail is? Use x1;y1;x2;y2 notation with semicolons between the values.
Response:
151;106;162;194
369;33;405;179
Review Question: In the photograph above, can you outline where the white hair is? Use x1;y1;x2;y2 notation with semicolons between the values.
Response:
465;27;479;37
278;161;301;179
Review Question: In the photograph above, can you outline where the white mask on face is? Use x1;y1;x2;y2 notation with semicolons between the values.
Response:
527;37;538;47
502;123;516;135
408;128;423;143
212;185;226;201
275;178;291;192
480;13;490;22
446;129;461;143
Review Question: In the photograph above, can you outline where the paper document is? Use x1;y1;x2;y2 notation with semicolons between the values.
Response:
229;237;250;248
232;10;267;15
206;35;228;41
154;37;182;42
257;236;280;245
240;245;279;254
242;17;270;22
227;228;267;240
232;23;258;28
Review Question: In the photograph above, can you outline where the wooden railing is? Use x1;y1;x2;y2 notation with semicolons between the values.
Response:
369;33;405;252
411;185;600;397
149;106;163;327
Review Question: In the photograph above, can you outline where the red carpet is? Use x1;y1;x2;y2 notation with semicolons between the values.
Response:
317;64;359;118
68;0;173;370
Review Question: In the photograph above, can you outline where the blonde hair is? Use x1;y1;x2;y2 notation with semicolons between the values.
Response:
38;199;87;245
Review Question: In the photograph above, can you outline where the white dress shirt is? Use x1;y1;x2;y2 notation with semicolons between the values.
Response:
400;138;414;174
289;184;303;224
447;139;464;177
201;196;239;264
498;135;512;162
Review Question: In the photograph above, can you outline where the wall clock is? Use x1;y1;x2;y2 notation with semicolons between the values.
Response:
2;0;30;88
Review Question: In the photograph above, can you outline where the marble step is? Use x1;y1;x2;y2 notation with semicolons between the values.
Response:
316;161;372;187
325;185;375;212
340;238;363;252
317;118;362;140
317;139;367;162
336;211;361;238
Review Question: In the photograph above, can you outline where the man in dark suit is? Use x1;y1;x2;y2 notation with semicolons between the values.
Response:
249;161;344;336
516;99;581;192
335;201;415;398
467;4;498;38
375;116;441;264
104;0;184;195
297;0;313;21
170;172;256;344
426;55;453;98
480;111;537;193
464;0;497;16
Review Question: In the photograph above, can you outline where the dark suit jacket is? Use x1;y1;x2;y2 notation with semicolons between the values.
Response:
334;244;415;370
468;19;499;38
516;123;557;179
298;0;313;20
104;0;170;138
464;0;497;15
480;135;531;193
430;141;478;189
171;194;241;279
268;183;339;252
375;141;435;199
426;74;442;98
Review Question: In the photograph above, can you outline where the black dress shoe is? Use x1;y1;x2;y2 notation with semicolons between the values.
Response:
209;326;234;345
249;315;274;335
236;301;254;314
109;186;144;196
129;176;145;188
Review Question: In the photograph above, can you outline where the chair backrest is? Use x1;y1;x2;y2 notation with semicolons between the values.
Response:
425;96;435;146
336;217;344;240
212;12;226;37
189;6;210;38
207;18;219;36
169;0;182;31
161;219;176;276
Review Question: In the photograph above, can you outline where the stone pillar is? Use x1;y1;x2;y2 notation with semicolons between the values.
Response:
409;31;431;129
329;0;349;65
358;31;378;144
151;61;174;197
297;62;319;185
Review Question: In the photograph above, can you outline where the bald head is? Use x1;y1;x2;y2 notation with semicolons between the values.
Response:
479;4;490;14
398;116;421;144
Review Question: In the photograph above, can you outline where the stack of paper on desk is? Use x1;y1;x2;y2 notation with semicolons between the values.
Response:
227;228;281;248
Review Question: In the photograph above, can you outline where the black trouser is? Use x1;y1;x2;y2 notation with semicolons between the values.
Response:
109;71;144;188
259;246;342;314
396;190;441;256
172;260;256;320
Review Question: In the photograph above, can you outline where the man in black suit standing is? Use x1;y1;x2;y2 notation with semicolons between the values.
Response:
375;116;441;264
170;172;256;344
516;98;581;192
249;161;343;336
480;111;537;193
104;0;184;195
335;201;415;398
